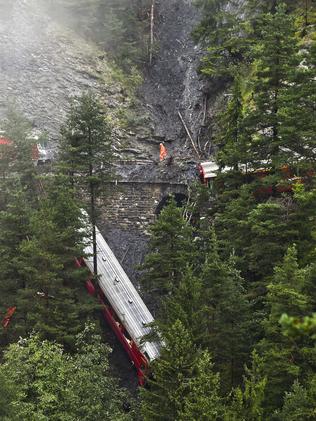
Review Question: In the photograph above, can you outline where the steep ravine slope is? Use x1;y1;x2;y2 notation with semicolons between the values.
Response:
123;0;210;183
102;0;209;283
0;0;208;174
0;0;213;389
0;0;133;155
141;0;206;151
0;0;96;138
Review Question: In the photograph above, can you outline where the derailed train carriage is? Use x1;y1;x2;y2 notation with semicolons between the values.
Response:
76;226;160;385
198;160;314;196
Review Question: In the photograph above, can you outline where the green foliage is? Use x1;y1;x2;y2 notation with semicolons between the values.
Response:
59;92;113;195
59;92;114;275
0;324;132;420
0;371;18;420
15;180;93;349
1;106;38;201
0;185;32;348
201;232;252;392
141;320;224;421
141;199;195;298
0;175;93;350
225;351;267;421
213;183;256;274
160;267;210;346
216;77;249;169
246;199;299;278
193;0;247;78
277;376;316;420
243;4;301;168
179;351;225;420
280;313;316;340
257;246;315;414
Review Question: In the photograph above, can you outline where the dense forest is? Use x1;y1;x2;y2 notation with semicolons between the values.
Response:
0;0;315;419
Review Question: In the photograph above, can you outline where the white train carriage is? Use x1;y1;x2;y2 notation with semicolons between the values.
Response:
83;226;160;381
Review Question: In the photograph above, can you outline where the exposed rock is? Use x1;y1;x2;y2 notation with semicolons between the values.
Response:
0;1;93;139
139;0;207;160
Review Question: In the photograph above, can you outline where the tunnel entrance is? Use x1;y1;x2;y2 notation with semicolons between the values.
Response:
155;193;188;216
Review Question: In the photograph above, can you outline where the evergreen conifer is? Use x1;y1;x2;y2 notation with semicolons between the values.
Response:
141;320;224;421
59;92;113;276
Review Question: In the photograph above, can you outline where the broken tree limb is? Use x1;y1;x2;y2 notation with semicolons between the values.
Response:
203;94;207;125
149;0;155;65
177;111;201;158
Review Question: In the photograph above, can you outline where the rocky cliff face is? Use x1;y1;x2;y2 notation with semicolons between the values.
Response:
0;1;97;139
0;0;209;170
0;0;217;390
0;0;210;273
111;0;212;184
140;0;206;150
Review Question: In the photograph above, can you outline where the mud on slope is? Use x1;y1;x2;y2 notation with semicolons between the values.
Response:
139;0;208;160
112;0;210;185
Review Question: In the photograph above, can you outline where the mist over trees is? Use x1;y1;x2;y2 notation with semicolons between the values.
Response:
0;0;315;419
44;0;153;69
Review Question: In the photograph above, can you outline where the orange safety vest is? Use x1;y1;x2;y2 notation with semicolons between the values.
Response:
159;143;168;161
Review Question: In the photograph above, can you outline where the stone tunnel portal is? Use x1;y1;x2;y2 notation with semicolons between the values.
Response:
155;192;188;215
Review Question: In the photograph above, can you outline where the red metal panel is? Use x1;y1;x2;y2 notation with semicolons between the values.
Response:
76;257;149;385
2;306;16;329
0;137;12;145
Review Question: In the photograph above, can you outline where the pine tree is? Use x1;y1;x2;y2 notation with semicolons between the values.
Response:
0;185;32;348
246;199;300;279
59;92;113;276
277;376;316;420
140;320;224;421
244;3;301;169
257;246;315;414
213;183;256;276
201;233;252;393
2;106;38;196
193;0;246;78
16;180;93;349
216;77;249;170
179;351;225;421
279;26;316;163
160;267;211;347
225;351;267;421
141;199;195;300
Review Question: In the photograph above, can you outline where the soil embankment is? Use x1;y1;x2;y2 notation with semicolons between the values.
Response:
141;0;205;148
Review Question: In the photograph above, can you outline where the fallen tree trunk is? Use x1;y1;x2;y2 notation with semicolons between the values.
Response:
149;0;155;65
178;111;201;158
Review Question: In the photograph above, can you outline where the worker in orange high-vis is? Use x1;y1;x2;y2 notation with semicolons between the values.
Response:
159;142;168;161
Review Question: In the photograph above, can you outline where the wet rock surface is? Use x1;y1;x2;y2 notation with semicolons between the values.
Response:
0;0;206;173
140;0;206;152
0;0;105;142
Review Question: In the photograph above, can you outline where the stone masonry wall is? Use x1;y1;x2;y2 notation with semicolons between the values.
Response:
101;181;188;233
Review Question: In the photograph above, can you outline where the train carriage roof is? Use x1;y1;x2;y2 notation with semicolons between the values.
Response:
84;226;160;362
